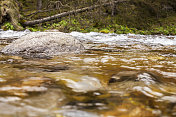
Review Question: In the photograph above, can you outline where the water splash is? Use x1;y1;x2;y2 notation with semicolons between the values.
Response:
70;32;176;46
0;29;31;39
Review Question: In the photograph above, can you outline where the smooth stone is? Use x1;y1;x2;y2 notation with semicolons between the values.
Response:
109;71;160;85
1;32;85;58
58;75;102;93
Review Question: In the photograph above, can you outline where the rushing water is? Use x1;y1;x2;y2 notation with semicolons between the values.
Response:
0;30;176;117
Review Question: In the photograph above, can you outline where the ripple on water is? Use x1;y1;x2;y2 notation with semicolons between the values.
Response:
56;109;99;117
0;31;176;117
70;32;176;46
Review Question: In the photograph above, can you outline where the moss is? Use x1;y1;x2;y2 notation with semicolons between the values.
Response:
99;29;111;33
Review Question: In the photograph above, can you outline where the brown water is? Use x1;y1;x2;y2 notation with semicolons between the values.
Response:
0;31;176;117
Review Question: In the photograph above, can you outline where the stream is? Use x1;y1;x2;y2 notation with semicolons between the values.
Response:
0;30;176;117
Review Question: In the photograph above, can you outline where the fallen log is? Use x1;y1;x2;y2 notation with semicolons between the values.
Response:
23;0;128;26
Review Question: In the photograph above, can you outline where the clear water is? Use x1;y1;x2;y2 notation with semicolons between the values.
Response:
0;30;176;117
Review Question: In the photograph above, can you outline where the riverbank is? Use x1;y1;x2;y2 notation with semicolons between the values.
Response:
27;15;176;35
1;0;176;35
3;15;176;35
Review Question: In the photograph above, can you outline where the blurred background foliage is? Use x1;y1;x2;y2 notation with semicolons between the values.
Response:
1;0;176;35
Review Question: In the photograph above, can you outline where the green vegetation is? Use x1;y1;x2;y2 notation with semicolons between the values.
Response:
2;22;14;30
29;17;176;35
0;0;176;35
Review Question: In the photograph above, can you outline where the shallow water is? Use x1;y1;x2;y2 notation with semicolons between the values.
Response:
0;30;176;117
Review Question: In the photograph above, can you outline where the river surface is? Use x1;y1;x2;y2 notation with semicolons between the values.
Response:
0;30;176;117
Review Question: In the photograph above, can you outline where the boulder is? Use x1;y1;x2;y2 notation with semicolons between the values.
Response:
1;32;85;58
109;71;161;85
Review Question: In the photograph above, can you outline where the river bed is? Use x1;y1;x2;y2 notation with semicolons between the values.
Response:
0;30;176;117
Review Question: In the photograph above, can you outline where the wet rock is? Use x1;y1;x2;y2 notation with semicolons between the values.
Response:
0;89;66;117
21;77;54;86
133;86;163;98
160;95;176;103
13;64;69;72
0;78;6;83
39;65;69;72
109;71;160;85
53;73;103;93
61;75;102;93
23;88;66;110
103;102;158;117
1;32;85;58
0;77;56;97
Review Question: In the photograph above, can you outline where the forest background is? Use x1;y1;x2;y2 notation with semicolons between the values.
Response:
0;0;176;35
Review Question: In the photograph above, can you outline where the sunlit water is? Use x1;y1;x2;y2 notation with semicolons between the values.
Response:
0;30;176;117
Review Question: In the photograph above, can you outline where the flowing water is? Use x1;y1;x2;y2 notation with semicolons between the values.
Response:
0;30;176;117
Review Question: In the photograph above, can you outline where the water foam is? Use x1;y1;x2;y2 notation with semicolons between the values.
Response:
70;32;176;46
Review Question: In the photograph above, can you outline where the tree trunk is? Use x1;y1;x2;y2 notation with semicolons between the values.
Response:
111;0;116;16
23;0;127;26
37;0;42;10
0;0;23;30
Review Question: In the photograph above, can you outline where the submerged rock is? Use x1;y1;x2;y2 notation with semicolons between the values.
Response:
59;75;102;93
0;77;56;97
103;101;158;117
13;64;69;72
109;71;160;85
0;89;66;117
1;32;85;58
